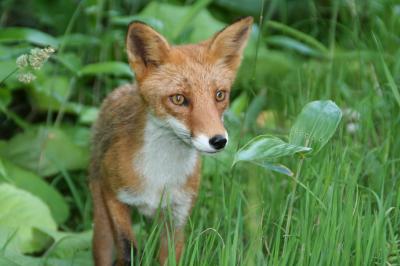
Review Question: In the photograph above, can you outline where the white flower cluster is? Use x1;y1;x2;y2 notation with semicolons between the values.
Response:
17;72;37;83
16;46;56;84
343;108;361;134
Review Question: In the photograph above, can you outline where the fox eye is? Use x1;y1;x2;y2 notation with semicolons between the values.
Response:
170;94;187;106
215;90;226;102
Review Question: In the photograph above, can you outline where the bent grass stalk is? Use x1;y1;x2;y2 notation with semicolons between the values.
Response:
283;155;305;252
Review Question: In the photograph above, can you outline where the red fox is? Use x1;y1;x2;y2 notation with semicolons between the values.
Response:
89;16;253;266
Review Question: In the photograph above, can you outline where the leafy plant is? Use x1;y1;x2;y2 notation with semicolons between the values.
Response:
0;184;56;254
233;100;342;175
0;158;69;224
0;0;399;265
0;126;89;176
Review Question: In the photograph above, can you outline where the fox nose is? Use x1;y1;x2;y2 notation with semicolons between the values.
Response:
209;135;227;150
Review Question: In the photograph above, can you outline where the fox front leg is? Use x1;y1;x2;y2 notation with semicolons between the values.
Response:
103;189;138;266
159;224;185;265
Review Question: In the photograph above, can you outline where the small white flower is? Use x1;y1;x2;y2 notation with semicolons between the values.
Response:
343;108;361;121
17;72;36;84
13;46;55;85
346;122;359;134
28;46;56;70
16;54;29;69
44;46;55;54
343;108;360;134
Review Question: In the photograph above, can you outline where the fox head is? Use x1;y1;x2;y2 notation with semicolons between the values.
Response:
126;17;253;153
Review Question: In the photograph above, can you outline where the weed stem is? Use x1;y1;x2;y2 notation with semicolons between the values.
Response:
283;156;305;252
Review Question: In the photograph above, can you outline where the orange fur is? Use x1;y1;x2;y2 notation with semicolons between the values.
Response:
89;17;253;265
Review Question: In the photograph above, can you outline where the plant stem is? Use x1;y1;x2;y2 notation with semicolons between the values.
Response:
283;156;305;252
172;0;213;42
0;68;18;88
54;77;77;126
1;108;30;129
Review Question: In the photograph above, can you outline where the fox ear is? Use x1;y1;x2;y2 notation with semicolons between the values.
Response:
126;22;170;80
208;17;253;71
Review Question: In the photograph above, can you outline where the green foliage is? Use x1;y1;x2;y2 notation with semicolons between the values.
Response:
289;100;342;155
233;135;311;176
234;100;341;175
78;62;133;78
0;28;59;47
235;135;311;163
0;158;69;224
0;127;89;176
0;184;56;254
0;0;399;265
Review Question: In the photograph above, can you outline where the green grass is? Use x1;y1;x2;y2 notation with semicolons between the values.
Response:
0;0;399;265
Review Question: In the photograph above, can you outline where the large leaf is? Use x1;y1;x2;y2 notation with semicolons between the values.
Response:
230;92;249;116
78;62;133;78
78;106;99;124
252;161;294;176
0;28;59;47
233;135;311;165
0;184;57;253
0;60;18;85
117;2;225;43
57;34;100;48
0;158;69;224
267;35;324;58
215;0;262;15
45;230;92;259
289;100;342;155
0;126;89;176
0;89;11;111
28;75;70;112
243;89;267;129
27;73;99;119
0;249;92;266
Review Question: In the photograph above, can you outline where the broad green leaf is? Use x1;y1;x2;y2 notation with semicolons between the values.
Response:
78;106;99;124
57;34;100;48
44;230;92;259
267;36;324;58
170;0;213;40
0;89;11;111
289;100;342;155
0;28;59;47
27;73;98;118
138;2;225;43
265;21;329;55
28;75;70;112
78;62;133;78
0;126;89;176
0;250;92;266
0;158;69;224
230;93;249;116
215;0;262;15
244;89;267;129
111;15;164;29
0;184;57;253
61;125;91;148
0;60;17;85
0;251;44;266
233;136;311;165
0;230;92;265
0;43;32;59
53;53;83;75
252;161;294;176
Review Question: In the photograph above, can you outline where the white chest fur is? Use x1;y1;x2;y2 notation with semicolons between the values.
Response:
117;115;198;226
